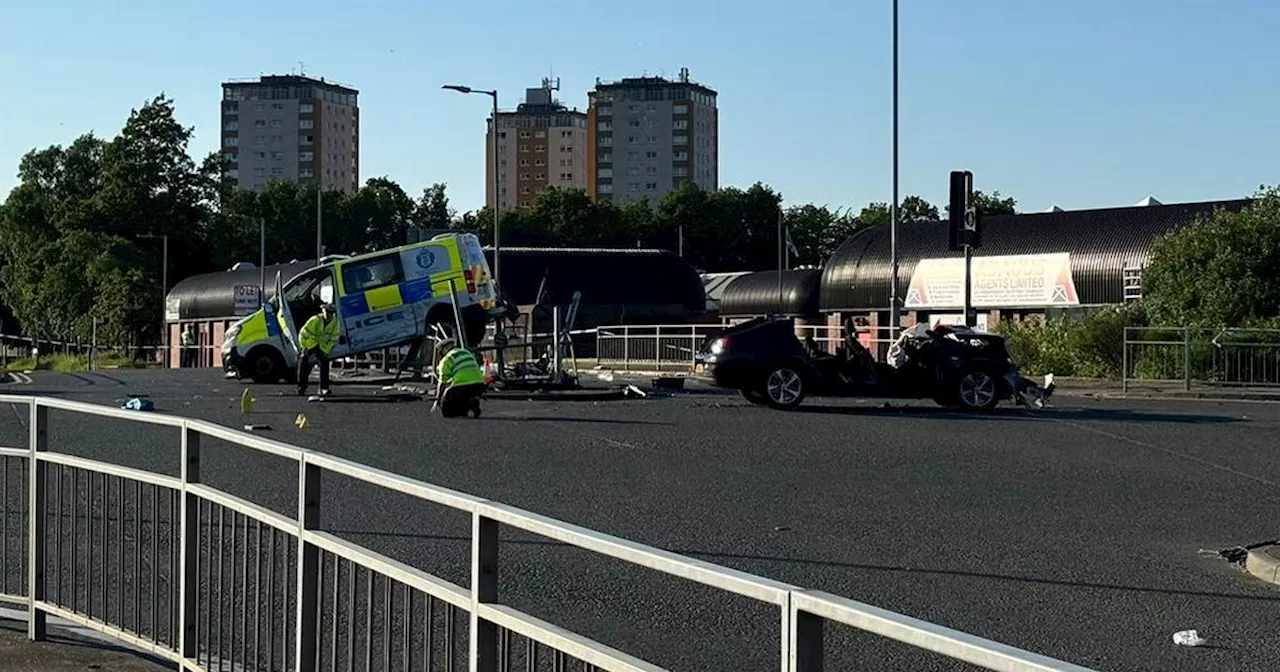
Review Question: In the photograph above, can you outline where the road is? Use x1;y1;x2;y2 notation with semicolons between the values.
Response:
1;369;1278;671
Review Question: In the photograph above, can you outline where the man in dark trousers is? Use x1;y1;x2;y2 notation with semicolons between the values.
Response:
431;339;486;418
296;304;342;397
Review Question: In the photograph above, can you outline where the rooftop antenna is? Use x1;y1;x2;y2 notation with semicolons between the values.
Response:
679;67;690;83
296;61;305;76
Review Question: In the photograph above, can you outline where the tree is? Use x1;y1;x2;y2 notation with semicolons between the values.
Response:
899;195;940;223
945;190;1018;217
975;190;1017;216
1142;187;1280;327
856;202;889;229
414;183;453;231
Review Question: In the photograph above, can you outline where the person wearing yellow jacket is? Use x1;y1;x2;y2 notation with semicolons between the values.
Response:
296;304;343;396
431;339;486;417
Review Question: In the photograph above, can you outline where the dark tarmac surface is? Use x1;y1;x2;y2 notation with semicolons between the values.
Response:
1;369;1279;671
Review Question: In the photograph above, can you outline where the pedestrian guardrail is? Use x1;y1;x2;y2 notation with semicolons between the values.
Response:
0;394;1096;671
594;323;899;374
1123;327;1280;391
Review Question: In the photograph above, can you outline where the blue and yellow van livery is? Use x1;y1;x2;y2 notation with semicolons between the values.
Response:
222;233;497;383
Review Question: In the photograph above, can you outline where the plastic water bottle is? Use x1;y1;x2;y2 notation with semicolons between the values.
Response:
1172;630;1207;647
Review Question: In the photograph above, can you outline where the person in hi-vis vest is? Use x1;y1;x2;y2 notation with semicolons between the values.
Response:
297;304;343;396
431;340;486;418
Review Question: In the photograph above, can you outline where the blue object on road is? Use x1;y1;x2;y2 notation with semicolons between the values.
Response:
123;396;155;411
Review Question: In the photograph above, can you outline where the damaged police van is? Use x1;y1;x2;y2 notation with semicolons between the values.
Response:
222;233;502;383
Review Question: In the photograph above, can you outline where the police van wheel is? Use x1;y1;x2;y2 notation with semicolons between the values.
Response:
246;349;285;384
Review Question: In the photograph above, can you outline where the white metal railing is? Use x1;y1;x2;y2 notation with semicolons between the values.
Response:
594;323;901;373
0;394;1096;671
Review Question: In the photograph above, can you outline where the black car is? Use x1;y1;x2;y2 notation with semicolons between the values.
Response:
697;316;1028;411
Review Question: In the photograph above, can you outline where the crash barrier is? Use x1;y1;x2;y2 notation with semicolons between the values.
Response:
594;324;900;373
1123;327;1280;391
0;394;1096;671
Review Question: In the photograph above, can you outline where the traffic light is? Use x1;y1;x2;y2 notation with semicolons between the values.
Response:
948;170;981;250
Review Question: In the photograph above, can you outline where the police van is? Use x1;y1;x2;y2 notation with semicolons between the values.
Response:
222;233;498;383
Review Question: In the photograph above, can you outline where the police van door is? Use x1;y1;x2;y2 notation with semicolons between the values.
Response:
336;252;418;352
273;271;301;366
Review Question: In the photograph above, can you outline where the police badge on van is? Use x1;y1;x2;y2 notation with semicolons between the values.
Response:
404;245;447;279
415;248;435;270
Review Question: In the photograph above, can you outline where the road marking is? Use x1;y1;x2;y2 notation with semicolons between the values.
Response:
1048;415;1280;489
4;371;33;384
600;437;638;449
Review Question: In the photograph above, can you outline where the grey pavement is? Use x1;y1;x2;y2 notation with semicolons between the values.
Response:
0;616;169;670
1;369;1279;670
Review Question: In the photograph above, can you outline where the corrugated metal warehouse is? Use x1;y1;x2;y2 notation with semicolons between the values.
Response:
818;197;1251;333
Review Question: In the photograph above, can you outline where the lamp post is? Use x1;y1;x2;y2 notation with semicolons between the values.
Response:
889;0;901;340
442;84;501;285
138;233;169;366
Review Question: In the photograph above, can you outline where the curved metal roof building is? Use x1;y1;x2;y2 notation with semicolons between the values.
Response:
166;260;317;321
819;198;1251;312
487;248;705;313
719;269;822;318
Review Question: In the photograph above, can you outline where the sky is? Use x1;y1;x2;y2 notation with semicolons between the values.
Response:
2;0;1278;215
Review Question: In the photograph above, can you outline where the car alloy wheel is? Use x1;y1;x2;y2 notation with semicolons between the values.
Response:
959;370;997;410
765;367;803;408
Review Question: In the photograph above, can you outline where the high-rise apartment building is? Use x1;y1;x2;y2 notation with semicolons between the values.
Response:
487;79;588;209
586;68;718;204
221;75;359;192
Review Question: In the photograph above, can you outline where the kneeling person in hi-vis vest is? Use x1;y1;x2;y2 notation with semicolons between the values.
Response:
431;340;486;418
297;304;343;397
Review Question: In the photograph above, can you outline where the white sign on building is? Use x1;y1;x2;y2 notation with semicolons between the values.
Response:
233;285;261;316
904;253;1080;309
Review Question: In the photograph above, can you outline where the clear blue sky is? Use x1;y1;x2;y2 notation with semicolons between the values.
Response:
2;0;1277;215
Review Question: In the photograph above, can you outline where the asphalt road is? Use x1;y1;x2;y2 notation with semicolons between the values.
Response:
1;369;1278;671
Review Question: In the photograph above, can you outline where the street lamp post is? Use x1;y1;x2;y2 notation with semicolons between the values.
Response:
139;233;169;366
889;0;901;341
442;84;501;286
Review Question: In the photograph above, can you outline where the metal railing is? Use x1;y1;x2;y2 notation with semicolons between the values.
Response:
1123;327;1280;392
0;394;1096;671
594;324;901;374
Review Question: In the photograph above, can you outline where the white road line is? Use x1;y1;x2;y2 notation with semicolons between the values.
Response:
1049;415;1280;489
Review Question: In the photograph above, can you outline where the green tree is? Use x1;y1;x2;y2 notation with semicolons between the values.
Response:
414;183;453;231
944;190;1018;217
784;205;865;267
857;202;890;228
1142;187;1280;327
975;190;1017;216
899;195;940;223
337;177;417;253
